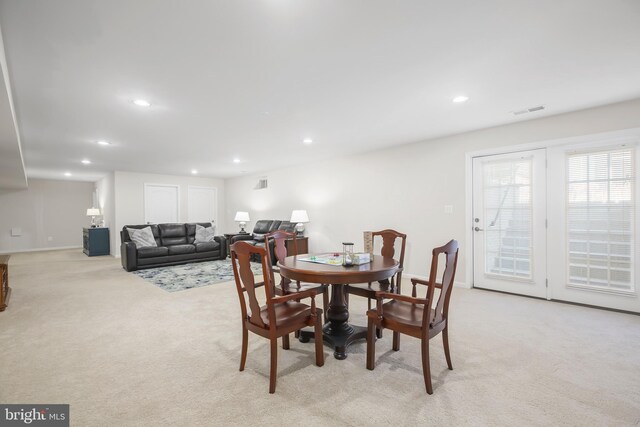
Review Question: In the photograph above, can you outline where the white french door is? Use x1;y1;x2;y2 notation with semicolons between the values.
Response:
547;142;640;312
144;184;179;224
472;150;548;298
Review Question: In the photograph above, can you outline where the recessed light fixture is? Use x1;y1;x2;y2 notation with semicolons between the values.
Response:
233;158;240;164
191;169;198;175
452;96;469;103
303;138;313;145
64;172;72;177
133;99;151;107
97;140;111;146
81;159;91;165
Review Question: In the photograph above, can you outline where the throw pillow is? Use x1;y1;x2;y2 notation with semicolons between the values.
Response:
194;224;216;243
127;226;157;248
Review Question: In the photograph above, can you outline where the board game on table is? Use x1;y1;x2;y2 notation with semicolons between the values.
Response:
297;253;345;266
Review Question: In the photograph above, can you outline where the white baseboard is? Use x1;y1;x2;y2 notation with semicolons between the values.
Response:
402;271;470;289
0;245;82;255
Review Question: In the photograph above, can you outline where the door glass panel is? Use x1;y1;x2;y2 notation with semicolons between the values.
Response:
566;149;635;292
483;157;533;279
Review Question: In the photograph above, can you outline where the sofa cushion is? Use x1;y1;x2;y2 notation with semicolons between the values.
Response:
195;224;216;243
186;222;213;243
195;241;220;252
127;227;158;248
138;246;168;258
252;220;274;234
159;224;187;246
168;244;196;255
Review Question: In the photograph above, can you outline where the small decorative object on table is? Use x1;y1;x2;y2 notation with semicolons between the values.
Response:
342;242;354;266
363;231;373;257
351;252;371;265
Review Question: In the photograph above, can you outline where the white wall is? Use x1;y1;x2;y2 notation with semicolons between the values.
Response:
113;171;225;257
0;178;94;253
95;172;116;255
225;98;640;284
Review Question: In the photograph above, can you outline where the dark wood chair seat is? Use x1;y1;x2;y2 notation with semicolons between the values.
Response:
259;301;314;328
366;239;459;395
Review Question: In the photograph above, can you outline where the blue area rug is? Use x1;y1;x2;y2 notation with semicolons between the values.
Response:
133;259;262;292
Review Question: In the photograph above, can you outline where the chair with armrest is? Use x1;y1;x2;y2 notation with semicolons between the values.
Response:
230;240;324;394
366;239;459;395
267;230;329;323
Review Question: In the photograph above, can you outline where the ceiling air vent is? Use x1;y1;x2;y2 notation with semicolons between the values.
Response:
254;177;268;190
512;105;545;116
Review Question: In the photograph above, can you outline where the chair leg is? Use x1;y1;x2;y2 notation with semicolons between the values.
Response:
421;338;433;395
269;338;278;394
366;317;376;370
282;334;290;350
443;327;453;370
314;314;325;367
322;291;329;324
240;326;248;371
392;331;400;351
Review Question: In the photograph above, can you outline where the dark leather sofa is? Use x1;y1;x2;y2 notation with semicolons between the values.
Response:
231;220;296;264
120;222;226;271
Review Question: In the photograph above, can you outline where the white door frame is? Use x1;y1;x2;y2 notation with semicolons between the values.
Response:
187;185;218;224
465;127;640;292
143;183;180;224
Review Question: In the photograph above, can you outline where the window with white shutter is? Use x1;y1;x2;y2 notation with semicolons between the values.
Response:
566;148;635;292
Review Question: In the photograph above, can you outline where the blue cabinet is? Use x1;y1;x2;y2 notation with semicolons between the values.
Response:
83;228;110;256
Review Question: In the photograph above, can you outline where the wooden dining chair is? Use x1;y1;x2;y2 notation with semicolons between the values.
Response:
346;229;406;336
366;239;459;395
230;240;324;394
267;230;330;323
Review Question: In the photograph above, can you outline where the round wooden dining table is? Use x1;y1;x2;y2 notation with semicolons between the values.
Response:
277;254;400;360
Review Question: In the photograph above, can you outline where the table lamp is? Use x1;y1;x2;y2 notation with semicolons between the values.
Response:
86;208;101;228
290;210;309;235
234;211;250;233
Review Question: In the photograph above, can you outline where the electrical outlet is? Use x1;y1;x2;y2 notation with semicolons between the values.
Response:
47;236;53;242
444;205;453;214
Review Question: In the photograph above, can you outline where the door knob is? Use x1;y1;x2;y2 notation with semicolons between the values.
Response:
474;227;483;232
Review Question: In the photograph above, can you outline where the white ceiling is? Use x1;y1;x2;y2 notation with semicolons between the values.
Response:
1;0;639;182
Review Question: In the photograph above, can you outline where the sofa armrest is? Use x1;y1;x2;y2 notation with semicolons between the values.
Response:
121;242;138;271
215;235;227;259
231;234;253;244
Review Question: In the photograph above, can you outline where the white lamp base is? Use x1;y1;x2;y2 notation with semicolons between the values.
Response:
238;221;247;233
295;223;305;235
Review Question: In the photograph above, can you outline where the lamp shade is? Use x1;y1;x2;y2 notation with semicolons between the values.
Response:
290;210;309;223
86;208;101;216
234;211;250;222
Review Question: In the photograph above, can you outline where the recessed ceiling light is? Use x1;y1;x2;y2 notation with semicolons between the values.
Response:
97;140;111;146
191;169;198;175
133;99;151;107
303;138;313;145
233;158;240;164
452;96;469;103
64;172;72;177
81;159;91;165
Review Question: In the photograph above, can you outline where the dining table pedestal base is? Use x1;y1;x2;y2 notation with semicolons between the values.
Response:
298;282;367;360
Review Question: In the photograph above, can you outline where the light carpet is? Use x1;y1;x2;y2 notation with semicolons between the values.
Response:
0;249;639;426
132;259;263;292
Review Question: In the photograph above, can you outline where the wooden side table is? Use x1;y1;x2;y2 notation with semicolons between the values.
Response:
286;236;309;255
0;254;10;312
224;232;249;257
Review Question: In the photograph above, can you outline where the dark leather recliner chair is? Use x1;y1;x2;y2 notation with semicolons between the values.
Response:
121;222;226;271
231;220;296;263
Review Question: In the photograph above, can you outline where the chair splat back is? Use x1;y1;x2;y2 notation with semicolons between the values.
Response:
268;230;298;262
231;241;277;329
423;239;459;327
